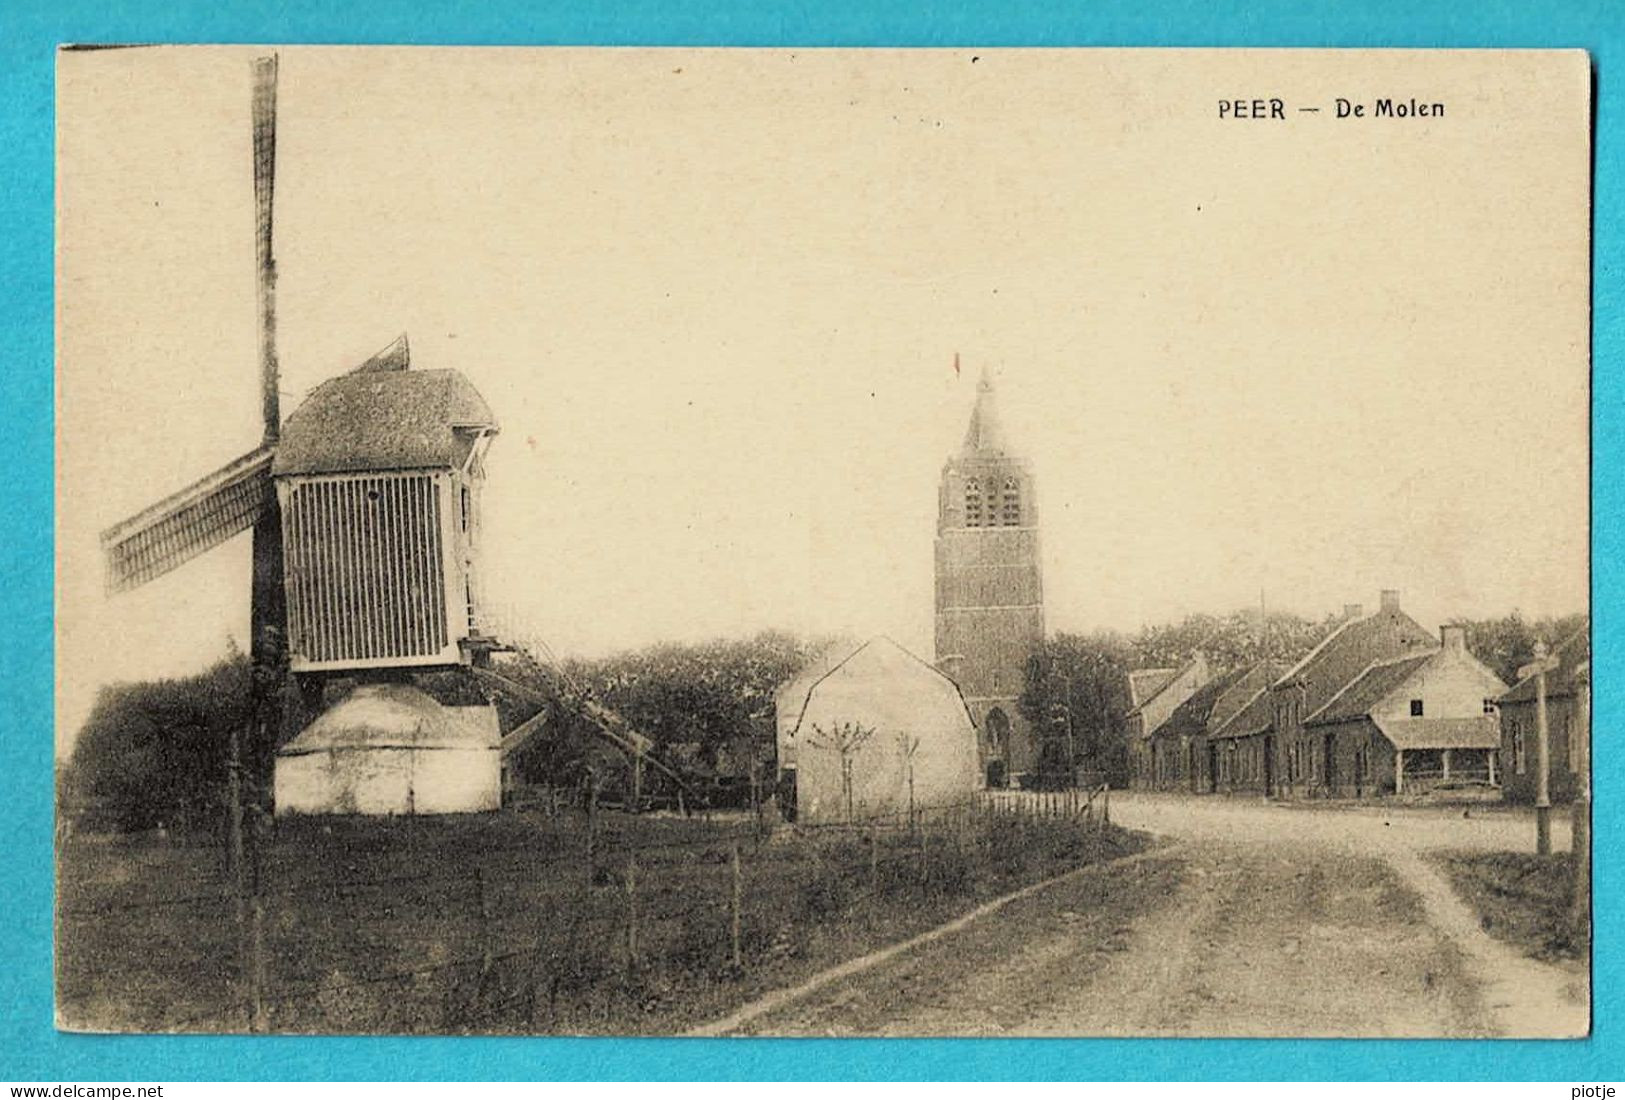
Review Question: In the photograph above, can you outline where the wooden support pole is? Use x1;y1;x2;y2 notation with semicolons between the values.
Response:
1536;656;1553;856
730;843;743;970
239;56;286;1030
1395;748;1405;795
869;822;879;892
228;723;246;927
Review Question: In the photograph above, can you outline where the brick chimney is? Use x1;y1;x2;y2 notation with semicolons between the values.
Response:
1344;603;1365;620
1440;624;1467;654
1380;589;1401;614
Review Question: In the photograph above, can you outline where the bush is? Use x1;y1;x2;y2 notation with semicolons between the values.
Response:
63;654;253;834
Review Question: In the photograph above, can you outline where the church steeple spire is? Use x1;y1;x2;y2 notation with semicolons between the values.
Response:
935;363;1043;787
960;364;1010;455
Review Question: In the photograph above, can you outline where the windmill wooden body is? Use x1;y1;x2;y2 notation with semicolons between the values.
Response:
273;337;498;674
104;336;498;676
99;55;692;826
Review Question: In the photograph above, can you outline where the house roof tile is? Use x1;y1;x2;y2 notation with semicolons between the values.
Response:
1153;666;1251;742
1305;652;1435;727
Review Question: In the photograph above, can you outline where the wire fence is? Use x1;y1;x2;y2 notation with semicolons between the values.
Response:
57;786;1123;1035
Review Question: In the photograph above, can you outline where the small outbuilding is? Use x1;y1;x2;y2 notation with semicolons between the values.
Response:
777;636;980;825
275;682;501;815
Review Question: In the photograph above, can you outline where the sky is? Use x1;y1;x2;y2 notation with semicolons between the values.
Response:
56;47;1591;750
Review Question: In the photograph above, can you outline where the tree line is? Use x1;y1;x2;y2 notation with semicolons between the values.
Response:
63;611;1587;832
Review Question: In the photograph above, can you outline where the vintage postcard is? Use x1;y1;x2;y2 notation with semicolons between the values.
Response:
55;46;1590;1038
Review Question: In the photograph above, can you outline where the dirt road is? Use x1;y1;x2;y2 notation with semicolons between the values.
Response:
719;795;1588;1038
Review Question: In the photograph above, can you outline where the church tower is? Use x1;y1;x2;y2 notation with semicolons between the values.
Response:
934;366;1045;787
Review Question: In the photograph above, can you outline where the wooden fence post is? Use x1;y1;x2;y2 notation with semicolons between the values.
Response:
477;865;494;977
730;843;743;970
585;781;598;890
869;822;880;893
249;893;268;1032
625;854;639;972
527;895;547;1030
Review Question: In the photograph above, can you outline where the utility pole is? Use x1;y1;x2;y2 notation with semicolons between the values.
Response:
1572;659;1591;940
1519;640;1560;856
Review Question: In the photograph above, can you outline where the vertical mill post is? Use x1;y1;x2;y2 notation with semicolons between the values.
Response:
252;54;281;446
248;54;286;799
242;58;287;1018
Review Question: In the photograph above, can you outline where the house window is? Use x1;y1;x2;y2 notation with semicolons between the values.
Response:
1001;478;1021;526
1483;698;1497;715
1513;720;1526;775
964;480;983;527
1409;699;1425;717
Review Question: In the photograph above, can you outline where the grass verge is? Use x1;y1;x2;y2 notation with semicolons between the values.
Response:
1427;848;1586;963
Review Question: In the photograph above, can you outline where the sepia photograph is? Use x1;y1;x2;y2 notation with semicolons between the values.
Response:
54;45;1590;1039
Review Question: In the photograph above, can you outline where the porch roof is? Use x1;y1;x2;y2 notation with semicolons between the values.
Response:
1374;716;1500;751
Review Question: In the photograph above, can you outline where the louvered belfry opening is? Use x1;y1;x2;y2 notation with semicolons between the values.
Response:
280;472;453;668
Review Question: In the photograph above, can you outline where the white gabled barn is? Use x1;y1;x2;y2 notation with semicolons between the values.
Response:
777;636;980;825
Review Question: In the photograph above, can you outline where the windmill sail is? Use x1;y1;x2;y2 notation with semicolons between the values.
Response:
101;445;276;594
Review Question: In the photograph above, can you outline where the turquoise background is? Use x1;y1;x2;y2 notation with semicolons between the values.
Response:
1;0;1616;1081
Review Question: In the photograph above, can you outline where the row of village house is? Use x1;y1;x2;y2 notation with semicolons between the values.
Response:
1126;590;1591;802
765;593;1591;826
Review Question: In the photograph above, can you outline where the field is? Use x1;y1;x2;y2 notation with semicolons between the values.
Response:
57;793;1145;1035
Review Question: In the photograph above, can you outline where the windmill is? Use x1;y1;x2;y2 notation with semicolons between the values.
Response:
100;56;691;831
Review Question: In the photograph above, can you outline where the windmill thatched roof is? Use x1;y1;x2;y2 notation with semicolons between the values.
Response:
273;345;497;476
